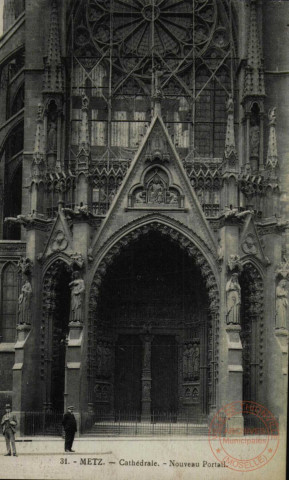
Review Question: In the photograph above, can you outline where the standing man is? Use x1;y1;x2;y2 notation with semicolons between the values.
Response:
1;404;17;456
62;406;77;453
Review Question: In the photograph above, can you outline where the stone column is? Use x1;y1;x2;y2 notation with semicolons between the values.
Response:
141;334;153;421
65;321;83;436
218;218;244;435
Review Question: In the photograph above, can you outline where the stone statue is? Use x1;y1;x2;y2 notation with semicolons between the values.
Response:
226;273;241;325
183;344;190;379
148;178;164;203
96;343;103;375
192;345;200;377
47;120;57;152
276;279;288;329
268;107;276;126
249;122;260;157
69;271;85;322
18;277;32;324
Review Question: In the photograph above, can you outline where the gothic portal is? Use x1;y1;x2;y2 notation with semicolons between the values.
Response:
0;0;288;434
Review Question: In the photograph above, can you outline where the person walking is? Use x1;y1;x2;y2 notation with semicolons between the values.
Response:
62;406;77;453
1;404;17;456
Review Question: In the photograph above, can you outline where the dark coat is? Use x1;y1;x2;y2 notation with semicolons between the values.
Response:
62;412;77;433
1;412;17;434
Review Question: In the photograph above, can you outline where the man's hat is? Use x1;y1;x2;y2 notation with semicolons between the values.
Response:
67;406;74;410
5;404;11;408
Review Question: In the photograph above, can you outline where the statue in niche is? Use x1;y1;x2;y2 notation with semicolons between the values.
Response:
182;344;189;379
18;276;32;324
226;273;241;325
192;344;200;377
276;279;288;329
96;343;103;375
47;119;57;153
249;120;260;157
148;177;164;203
183;343;194;380
167;190;178;205
69;271;85;322
103;343;112;376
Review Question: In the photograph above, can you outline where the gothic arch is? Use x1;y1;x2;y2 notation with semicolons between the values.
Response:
88;216;220;412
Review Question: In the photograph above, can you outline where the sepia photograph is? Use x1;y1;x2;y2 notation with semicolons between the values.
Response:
0;0;287;479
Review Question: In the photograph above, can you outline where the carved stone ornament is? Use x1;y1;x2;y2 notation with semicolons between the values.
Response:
51;230;68;252
18;277;33;325
183;340;200;381
276;279;288;330
242;233;257;255
70;252;85;269
129;167;184;209
226;273;241;325
276;257;289;280
227;254;243;274
69;271;85;323
17;256;33;275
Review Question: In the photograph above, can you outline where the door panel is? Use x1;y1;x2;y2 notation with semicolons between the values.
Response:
151;336;178;416
114;335;142;415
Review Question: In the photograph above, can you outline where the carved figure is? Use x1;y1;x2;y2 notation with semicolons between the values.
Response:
226;273;241;325
276;279;288;329
249;123;260;157
192;345;200;376
217;238;224;262
103;343;112;376
135;190;146;203
183;344;190;379
148;178;164;203
18;277;32;324
226;94;234;114
47;121;57;152
268;107;276;126
69;271;85;322
96;343;103;375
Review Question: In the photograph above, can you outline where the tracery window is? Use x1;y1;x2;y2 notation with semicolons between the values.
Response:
68;0;237;163
0;263;18;343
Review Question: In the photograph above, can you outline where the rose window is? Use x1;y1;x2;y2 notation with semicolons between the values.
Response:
85;0;228;77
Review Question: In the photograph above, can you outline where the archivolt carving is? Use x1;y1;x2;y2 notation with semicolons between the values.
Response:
89;221;219;315
88;220;220;408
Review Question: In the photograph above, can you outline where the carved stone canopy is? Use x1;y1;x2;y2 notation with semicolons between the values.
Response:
227;254;243;274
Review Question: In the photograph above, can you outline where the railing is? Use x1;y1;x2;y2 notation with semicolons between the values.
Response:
81;410;209;436
20;410;279;437
24;411;63;436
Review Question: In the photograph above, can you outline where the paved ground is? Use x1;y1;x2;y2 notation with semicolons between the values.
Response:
0;434;286;480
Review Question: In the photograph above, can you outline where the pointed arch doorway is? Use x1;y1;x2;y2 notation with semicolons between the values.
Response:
90;229;215;422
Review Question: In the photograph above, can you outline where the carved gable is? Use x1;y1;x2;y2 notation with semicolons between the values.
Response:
240;215;267;264
91;115;217;257
40;210;74;261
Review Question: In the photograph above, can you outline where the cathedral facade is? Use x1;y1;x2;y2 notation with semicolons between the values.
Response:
0;0;288;433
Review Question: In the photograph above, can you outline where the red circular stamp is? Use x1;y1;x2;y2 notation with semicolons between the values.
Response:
208;401;279;472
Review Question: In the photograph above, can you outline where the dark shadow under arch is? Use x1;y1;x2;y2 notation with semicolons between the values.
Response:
89;229;214;419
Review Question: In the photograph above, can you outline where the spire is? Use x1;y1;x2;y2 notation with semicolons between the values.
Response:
243;0;265;98
3;0;15;33
43;0;64;93
32;104;45;181
266;108;278;170
224;95;237;164
77;94;90;171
